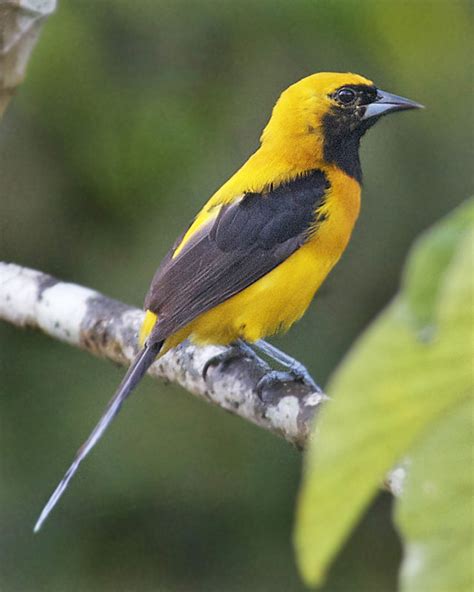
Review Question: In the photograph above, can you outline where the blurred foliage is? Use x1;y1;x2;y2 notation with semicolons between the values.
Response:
397;396;473;592
295;199;474;588
0;1;472;591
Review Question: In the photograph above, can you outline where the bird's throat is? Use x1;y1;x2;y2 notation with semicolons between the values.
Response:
322;128;363;183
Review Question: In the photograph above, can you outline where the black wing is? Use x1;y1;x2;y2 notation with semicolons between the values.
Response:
144;169;330;341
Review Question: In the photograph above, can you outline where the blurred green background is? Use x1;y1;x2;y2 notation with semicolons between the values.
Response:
0;1;472;591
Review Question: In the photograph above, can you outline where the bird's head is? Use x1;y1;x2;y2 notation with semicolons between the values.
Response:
261;72;423;180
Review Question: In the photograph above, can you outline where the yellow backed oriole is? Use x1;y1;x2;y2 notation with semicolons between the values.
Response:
35;72;422;531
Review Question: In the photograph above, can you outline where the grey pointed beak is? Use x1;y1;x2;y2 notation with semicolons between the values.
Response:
362;89;424;120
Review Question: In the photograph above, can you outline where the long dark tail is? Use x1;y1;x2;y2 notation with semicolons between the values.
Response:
34;340;163;533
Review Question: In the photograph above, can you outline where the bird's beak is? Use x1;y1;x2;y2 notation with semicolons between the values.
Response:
362;89;424;120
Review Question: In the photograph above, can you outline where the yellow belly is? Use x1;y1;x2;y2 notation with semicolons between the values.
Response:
177;244;332;346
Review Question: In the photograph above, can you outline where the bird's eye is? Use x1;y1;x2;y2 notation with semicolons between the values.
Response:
336;88;357;105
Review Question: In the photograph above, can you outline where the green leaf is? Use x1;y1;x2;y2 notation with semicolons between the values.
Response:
402;199;474;332
294;198;474;587
396;396;474;592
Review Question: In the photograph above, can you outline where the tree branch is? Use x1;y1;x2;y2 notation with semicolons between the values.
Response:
0;0;56;116
0;262;327;448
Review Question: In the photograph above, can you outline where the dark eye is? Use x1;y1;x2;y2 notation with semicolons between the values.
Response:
336;88;357;105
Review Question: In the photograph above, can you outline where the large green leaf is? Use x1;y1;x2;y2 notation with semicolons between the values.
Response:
402;200;474;332
294;199;474;586
396;396;473;592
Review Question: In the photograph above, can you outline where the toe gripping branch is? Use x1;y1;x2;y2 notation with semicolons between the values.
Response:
200;340;326;449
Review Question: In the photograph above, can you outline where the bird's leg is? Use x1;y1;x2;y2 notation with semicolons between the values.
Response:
202;340;259;381
251;339;322;393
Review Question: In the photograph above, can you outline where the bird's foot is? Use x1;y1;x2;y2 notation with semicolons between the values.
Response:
285;359;322;393
202;343;257;381
251;339;321;394
256;366;321;397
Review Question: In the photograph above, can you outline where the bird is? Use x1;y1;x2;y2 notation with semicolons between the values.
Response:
34;72;422;532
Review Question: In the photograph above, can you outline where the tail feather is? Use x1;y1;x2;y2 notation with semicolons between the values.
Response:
34;340;163;533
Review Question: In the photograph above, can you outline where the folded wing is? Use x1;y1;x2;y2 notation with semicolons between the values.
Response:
145;169;330;342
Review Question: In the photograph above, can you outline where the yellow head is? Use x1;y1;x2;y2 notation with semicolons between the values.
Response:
261;72;422;180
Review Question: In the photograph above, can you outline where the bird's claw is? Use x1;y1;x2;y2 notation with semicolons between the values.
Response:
256;368;321;397
286;361;322;393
